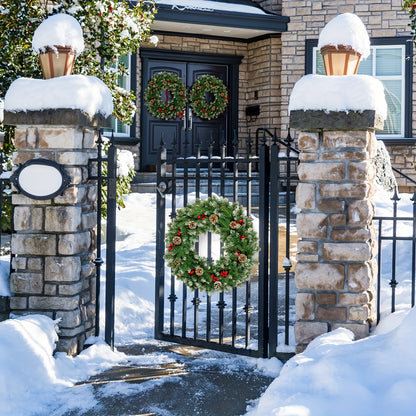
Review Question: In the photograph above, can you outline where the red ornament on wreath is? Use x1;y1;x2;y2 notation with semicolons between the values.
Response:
189;75;229;120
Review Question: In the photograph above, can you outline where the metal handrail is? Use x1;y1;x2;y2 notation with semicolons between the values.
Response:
255;127;300;156
392;166;416;186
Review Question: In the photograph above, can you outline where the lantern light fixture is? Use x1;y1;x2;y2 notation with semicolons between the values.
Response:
39;46;77;79
317;13;370;76
320;45;362;76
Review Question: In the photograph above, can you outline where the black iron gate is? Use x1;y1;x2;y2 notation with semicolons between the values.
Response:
155;130;299;359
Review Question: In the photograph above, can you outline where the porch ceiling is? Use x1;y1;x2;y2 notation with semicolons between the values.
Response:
152;1;289;40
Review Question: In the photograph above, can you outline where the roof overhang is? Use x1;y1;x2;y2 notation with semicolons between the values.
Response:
151;2;290;40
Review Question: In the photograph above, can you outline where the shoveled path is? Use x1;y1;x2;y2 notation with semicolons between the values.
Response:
60;342;276;416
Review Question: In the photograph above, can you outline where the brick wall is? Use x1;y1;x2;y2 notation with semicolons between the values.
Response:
253;0;282;15
386;143;416;191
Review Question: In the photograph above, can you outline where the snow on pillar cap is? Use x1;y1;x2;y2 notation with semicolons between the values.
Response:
32;13;85;57
288;74;387;122
317;13;370;59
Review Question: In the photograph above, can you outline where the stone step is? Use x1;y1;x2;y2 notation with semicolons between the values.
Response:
132;172;157;184
130;182;157;193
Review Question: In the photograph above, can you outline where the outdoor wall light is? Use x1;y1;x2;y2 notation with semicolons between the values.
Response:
11;159;71;200
320;45;361;76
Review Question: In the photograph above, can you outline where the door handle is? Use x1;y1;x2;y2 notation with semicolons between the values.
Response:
188;107;192;131
182;111;186;130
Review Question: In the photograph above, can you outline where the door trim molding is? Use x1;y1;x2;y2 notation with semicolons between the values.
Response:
140;49;243;65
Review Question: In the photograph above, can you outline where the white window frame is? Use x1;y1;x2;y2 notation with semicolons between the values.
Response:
312;45;406;138
104;54;132;138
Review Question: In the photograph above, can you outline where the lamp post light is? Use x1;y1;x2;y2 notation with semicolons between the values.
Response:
318;13;370;77
320;45;361;76
39;46;77;79
32;13;84;79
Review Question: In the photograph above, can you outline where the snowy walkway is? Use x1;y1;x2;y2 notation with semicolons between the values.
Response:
61;341;279;416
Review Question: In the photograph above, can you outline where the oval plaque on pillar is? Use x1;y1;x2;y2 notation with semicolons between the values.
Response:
11;159;71;200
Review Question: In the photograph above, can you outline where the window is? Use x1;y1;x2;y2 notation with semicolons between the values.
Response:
104;54;136;138
306;38;413;139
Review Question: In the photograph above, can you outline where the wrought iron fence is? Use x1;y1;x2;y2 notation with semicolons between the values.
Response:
374;168;416;323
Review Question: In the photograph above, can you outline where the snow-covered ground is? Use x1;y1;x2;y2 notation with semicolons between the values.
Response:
1;189;416;416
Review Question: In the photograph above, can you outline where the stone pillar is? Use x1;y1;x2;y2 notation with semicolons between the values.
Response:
5;109;108;354
290;110;381;353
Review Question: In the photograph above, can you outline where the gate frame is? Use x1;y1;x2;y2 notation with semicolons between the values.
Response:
154;131;298;360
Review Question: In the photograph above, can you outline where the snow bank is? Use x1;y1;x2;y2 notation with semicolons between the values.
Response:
318;13;370;59
246;307;416;416
0;314;128;415
0;315;64;415
4;75;113;117
32;13;85;56
288;74;387;121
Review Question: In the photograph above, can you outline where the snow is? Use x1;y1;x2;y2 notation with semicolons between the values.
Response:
246;310;416;416
1;189;416;415
157;0;267;15
318;13;370;59
4;75;113;118
0;256;10;296
32;14;85;56
288;74;387;121
117;149;135;177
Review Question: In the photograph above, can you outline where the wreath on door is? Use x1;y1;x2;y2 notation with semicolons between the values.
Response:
144;71;187;120
189;75;229;120
164;196;258;294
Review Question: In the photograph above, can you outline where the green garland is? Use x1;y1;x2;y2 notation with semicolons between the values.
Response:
189;75;229;120
164;196;259;294
144;72;187;120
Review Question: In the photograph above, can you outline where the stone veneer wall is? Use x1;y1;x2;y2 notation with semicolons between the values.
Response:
291;111;379;352
6;110;104;354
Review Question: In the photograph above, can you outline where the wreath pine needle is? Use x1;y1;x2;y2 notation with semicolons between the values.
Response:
144;71;187;120
189;75;229;120
164;196;259;294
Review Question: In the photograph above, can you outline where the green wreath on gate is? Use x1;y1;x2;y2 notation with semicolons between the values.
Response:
189;75;229;120
164;196;259;294
144;72;187;120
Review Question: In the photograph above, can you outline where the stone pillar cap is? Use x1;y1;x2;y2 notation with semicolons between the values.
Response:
4;108;110;128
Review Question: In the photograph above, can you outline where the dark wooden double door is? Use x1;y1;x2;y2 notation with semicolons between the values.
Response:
141;59;230;170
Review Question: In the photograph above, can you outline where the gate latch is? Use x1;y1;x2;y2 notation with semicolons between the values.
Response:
157;181;167;198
